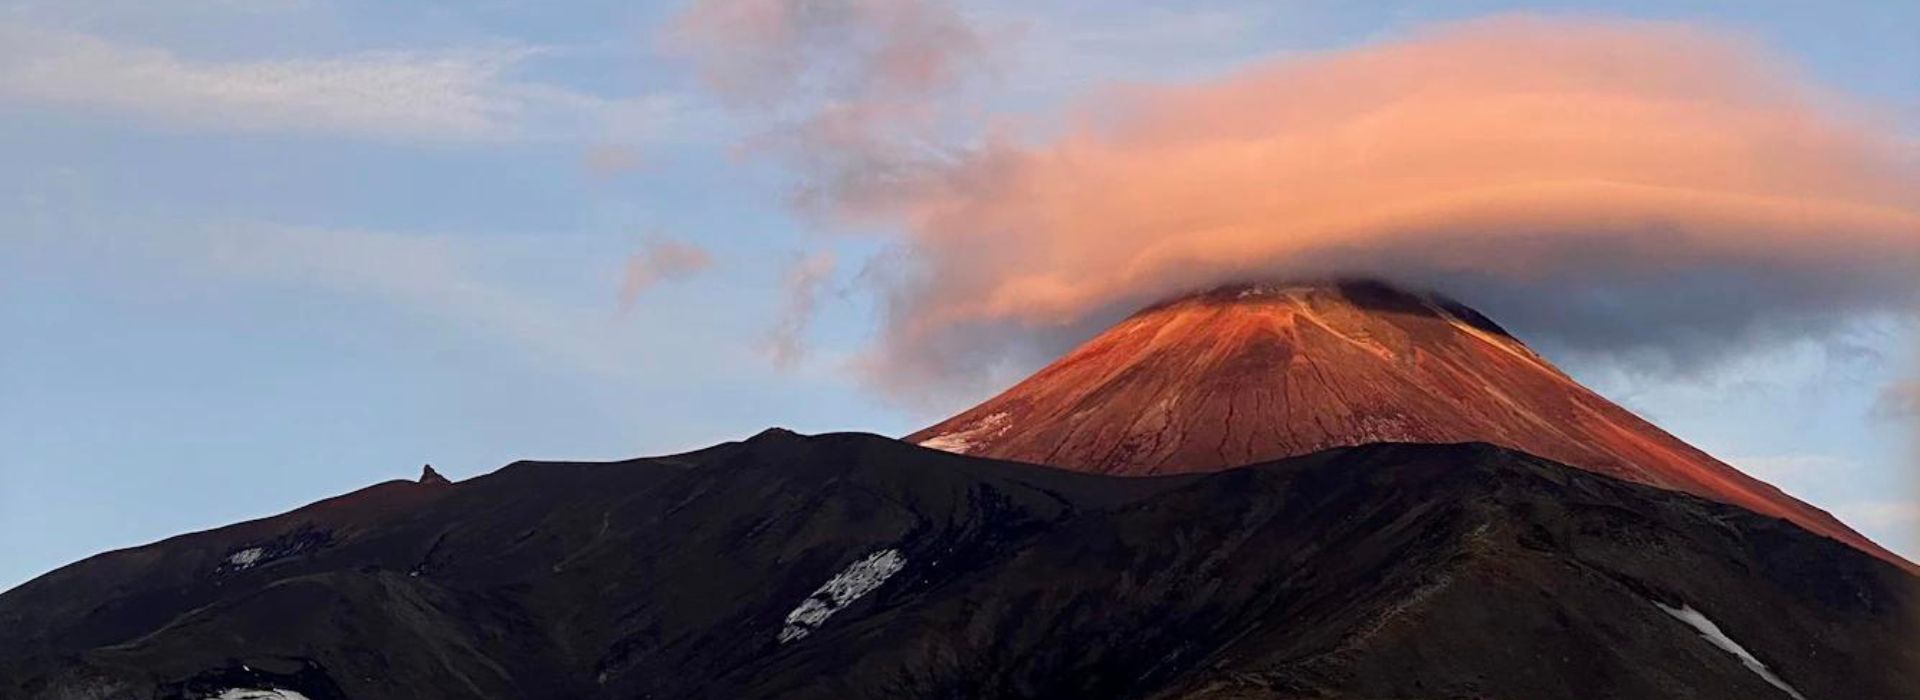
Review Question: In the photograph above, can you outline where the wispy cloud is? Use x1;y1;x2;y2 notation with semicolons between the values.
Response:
764;251;837;366
665;0;991;371
0;22;677;142
664;0;996;216
667;0;987;109
620;239;715;313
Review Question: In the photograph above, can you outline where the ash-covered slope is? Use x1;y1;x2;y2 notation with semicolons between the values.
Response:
908;280;1908;570
3;431;1916;700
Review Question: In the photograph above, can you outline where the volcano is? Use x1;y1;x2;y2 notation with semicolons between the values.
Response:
909;280;1907;569
7;282;1917;700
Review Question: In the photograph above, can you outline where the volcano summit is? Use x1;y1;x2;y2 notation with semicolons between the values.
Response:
911;280;1906;569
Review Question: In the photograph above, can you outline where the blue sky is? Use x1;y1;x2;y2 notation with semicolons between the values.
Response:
1;0;1915;590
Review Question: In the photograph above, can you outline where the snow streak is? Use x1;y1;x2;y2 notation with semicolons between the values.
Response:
778;548;907;643
1653;601;1807;700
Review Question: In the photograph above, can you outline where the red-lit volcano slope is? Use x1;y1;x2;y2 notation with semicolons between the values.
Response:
909;280;1911;570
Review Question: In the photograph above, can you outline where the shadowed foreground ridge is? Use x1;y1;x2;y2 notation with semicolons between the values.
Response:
908;279;1911;570
2;431;1915;699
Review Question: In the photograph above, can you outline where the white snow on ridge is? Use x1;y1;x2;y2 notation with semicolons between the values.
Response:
778;548;907;643
226;547;265;569
917;412;1012;455
916;433;975;454
207;688;311;700
1653;601;1807;700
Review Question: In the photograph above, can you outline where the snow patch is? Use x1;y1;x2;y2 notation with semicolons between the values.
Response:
917;432;976;454
778;548;907;643
225;547;265;569
215;529;332;574
1654;601;1807;700
206;689;312;700
917;412;1012;455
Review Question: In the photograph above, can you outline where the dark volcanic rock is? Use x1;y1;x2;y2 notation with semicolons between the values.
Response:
2;431;1915;699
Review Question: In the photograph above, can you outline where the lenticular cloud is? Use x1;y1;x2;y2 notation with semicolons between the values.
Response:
861;16;1920;394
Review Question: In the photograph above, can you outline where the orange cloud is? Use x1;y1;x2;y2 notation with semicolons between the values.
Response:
860;16;1920;393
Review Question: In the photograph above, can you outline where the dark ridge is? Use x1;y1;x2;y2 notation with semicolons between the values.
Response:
4;431;1914;699
748;426;802;442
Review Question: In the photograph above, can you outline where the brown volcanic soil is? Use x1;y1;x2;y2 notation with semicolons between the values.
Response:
908;280;1911;570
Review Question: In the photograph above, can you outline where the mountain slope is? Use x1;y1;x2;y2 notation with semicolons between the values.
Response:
907;280;1908;570
3;431;1915;700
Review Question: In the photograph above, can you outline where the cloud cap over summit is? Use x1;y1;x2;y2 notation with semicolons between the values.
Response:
855;15;1920;394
